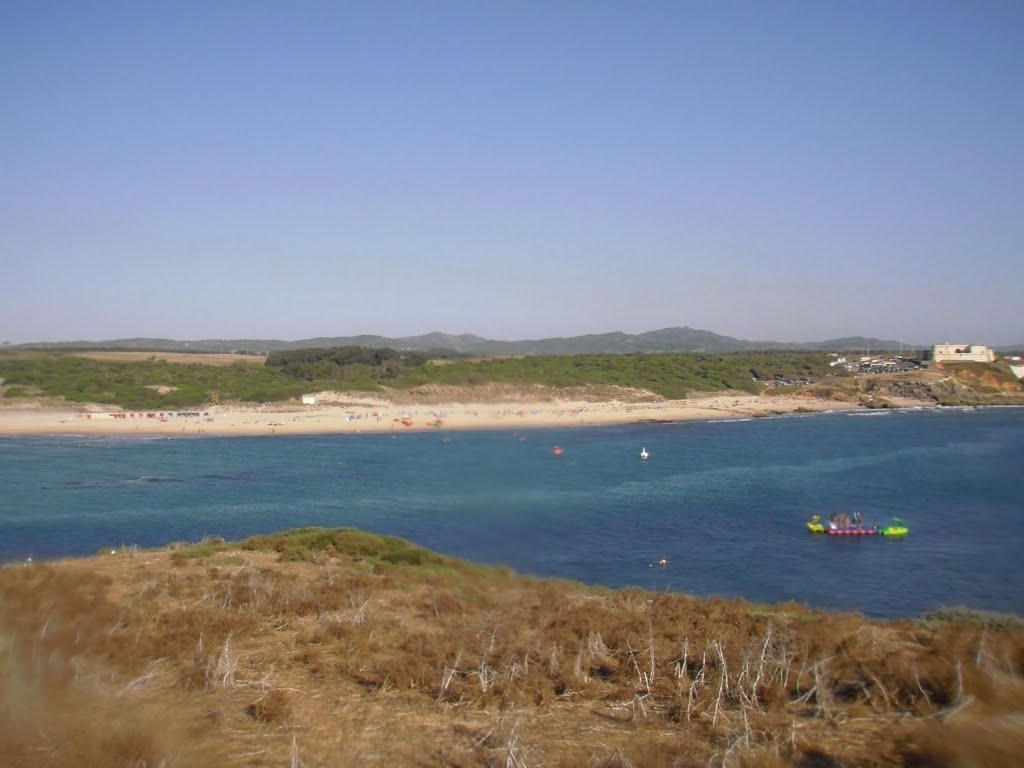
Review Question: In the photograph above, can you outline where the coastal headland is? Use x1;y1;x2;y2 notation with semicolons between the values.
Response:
2;528;1021;766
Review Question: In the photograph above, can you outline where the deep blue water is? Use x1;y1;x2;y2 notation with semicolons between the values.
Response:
2;407;1022;620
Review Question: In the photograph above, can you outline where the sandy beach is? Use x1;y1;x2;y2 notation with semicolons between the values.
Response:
0;391;915;437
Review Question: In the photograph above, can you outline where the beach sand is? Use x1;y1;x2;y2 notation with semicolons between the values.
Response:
0;391;916;437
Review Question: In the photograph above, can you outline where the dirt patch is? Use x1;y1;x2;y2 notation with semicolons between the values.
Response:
802;369;1024;407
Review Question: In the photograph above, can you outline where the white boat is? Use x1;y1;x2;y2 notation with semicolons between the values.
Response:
640;447;649;460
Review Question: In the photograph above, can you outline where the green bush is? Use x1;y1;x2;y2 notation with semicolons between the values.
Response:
237;527;449;567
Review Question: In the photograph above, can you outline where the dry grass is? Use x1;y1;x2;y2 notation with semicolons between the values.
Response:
2;529;1022;767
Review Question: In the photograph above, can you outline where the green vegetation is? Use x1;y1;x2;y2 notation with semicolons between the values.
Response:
0;352;309;409
265;346;429;383
0;348;841;408
389;352;778;397
277;349;834;399
918;605;1024;631
236;526;452;567
169;526;459;570
167;536;231;561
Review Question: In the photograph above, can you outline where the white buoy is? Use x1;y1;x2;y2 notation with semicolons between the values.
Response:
640;447;649;460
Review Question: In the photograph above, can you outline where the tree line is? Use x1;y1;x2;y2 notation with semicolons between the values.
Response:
1;348;841;408
264;346;430;383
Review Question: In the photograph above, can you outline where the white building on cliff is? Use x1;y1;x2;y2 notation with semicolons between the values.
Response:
921;344;997;366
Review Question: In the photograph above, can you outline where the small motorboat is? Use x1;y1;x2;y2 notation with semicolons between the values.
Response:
880;518;909;536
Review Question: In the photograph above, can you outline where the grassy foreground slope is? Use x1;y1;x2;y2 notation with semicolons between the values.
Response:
2;528;1021;767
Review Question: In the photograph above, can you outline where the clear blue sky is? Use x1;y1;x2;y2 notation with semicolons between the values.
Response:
2;1;1022;345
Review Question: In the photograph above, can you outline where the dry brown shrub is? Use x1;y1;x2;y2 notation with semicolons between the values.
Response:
1;598;220;766
430;590;470;620
1;566;120;654
247;689;292;723
574;732;713;768
0;689;170;768
792;748;846;767
913;712;1024;768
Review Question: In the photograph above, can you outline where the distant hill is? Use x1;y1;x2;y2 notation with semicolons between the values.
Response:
8;327;923;356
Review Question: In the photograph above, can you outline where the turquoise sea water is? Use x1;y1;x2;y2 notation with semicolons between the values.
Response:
2;407;1022;620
